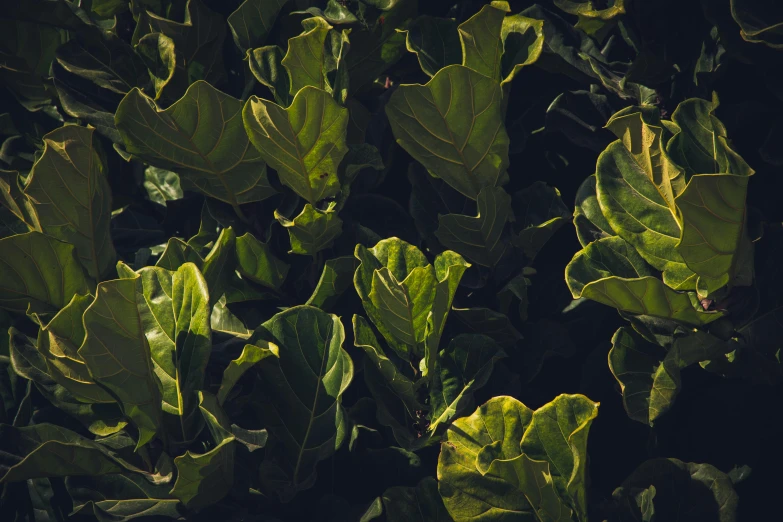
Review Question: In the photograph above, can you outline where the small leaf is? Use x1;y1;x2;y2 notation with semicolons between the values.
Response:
235;232;289;290
143;167;182;205
275;204;343;256
512;182;570;261
500;14;545;86
247;45;291;107
244;86;349;205
217;341;279;405
307;256;359;310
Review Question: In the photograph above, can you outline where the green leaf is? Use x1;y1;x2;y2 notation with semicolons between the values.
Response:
170;391;235;509
609;327;732;425
0;232;92;314
217;341;279;405
136;263;212;444
612;458;738;521
565;236;654;298
437;394;598;521
235;233;289;290
458;3;506;81
116;81;275;213
228;0;288;52
0;424;145;483
386;65;510;200
380;477;452;521
435;186;511;267
143;167;182;205
157;238;203;271
355;239;468;360
80;276;163;448
429;334;504;435
595;138;694;289
307;256;360;310
402;16;461;77
668;98;754;294
25;125;116;280
251;306;353;500
201;227;237;303
68;473;183;522
275;204;343;256
132;0;226;92
244;86;349;205
37;294;115;404
282;17;332;96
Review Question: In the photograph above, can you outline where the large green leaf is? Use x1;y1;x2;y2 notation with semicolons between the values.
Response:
275;204;343;256
612;458;738;521
402;16;461;77
0;232;92;314
136;263;212;444
566;236;654;298
68;473;183;522
437;394;598;521
458;3;506;81
0;424;145;483
428;334;504;435
386;65;510;200
595;138;694;289
116;81;275;214
227;0;288;52
170;391;235;509
251;306;353;500
667;98;754;294
435;186;511;267
132;0;226;92
243;87;349;205
25;125;116;280
609;328;732;425
80;276;163;448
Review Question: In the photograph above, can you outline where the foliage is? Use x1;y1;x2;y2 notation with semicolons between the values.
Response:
0;0;779;521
